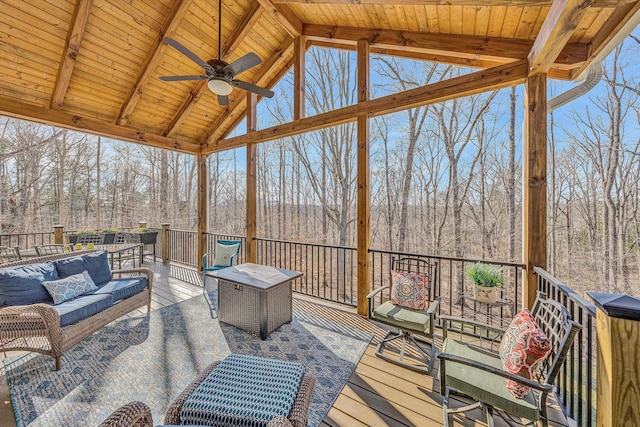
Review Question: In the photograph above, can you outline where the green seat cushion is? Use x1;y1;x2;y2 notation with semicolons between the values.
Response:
440;338;539;421
373;301;431;332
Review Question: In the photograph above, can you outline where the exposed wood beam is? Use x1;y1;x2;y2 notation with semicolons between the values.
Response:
162;2;265;138
257;0;302;37
309;39;574;80
356;39;370;317
274;0;629;6
222;2;263;58
246;92;258;264
303;24;588;68
523;73;547;309
528;0;594;76
205;59;527;153
293;36;306;120
201;38;295;145
116;0;194;126
572;2;640;78
51;0;93;109
0;95;200;154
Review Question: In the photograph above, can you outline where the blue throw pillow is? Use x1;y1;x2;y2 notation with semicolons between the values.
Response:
42;270;98;305
212;242;241;267
0;263;58;306
82;252;111;285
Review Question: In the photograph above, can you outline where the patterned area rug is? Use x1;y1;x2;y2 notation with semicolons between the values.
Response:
4;293;371;427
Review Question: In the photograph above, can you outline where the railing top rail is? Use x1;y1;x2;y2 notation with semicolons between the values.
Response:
370;248;526;268
168;229;198;233
534;266;596;315
255;236;356;251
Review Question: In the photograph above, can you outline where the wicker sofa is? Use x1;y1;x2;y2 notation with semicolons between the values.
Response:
0;250;152;370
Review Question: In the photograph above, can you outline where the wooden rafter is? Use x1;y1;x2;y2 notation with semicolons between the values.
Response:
205;59;528;153
116;0;194;126
257;0;302;37
201;37;296;144
50;0;93;109
0;95;200;154
528;0;594;76
162;3;265;138
303;24;588;68
272;0;632;6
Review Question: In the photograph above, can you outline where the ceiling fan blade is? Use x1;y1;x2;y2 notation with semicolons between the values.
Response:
225;52;261;76
163;38;213;73
159;75;208;81
217;95;229;106
232;80;274;98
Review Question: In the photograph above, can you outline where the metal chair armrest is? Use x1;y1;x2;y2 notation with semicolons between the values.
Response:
366;285;389;300
438;351;553;394
440;314;507;341
426;296;441;315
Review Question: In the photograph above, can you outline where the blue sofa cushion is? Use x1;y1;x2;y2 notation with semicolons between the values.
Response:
94;278;147;301
0;263;58;306
82;252;112;285
55;293;114;327
55;252;111;286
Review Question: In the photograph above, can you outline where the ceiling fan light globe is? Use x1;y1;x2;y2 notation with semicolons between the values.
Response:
207;79;233;95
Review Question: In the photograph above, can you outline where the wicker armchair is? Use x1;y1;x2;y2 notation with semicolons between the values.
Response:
98;401;153;427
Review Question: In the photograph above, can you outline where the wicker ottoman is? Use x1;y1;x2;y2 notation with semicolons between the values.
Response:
164;355;316;427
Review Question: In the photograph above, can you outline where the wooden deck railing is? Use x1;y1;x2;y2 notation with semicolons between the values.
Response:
0;229;596;427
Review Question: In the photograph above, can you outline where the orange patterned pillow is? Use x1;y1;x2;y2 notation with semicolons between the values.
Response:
499;309;552;398
390;270;429;310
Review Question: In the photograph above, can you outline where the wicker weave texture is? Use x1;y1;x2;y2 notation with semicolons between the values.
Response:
97;401;154;427
0;252;153;370
218;279;292;339
163;361;316;427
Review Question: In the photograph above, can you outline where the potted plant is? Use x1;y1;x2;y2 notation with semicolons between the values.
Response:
467;263;504;304
131;227;158;245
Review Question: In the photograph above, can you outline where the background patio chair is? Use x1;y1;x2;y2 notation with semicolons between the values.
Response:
34;244;69;256
367;256;440;373
77;233;104;245
202;239;241;288
0;246;20;265
437;293;581;427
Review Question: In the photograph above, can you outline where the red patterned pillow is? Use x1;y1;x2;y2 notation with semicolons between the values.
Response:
390;270;429;310
499;309;552;398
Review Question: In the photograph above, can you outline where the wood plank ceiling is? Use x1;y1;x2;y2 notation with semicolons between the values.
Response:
0;0;638;154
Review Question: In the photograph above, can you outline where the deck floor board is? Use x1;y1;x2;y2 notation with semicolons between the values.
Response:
0;261;570;427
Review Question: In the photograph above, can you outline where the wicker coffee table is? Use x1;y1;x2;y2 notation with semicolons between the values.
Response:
211;263;303;339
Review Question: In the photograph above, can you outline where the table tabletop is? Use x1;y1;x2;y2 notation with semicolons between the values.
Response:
209;263;302;290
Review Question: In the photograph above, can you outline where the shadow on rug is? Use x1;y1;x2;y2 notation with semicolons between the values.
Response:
4;293;371;427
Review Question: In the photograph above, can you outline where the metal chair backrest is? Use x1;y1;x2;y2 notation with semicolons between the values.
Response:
390;256;438;301
0;246;20;265
530;294;581;386
34;244;66;256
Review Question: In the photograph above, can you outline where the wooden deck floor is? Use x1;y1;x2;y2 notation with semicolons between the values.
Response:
1;261;569;427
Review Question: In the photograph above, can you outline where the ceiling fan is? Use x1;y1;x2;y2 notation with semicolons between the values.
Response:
159;0;274;106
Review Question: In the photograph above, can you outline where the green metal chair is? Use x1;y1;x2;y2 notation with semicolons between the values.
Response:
437;293;581;427
367;257;440;373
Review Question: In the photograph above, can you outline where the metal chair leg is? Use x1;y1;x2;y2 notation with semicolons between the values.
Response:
374;330;435;374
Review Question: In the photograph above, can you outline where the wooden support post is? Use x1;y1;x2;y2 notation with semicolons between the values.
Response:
197;154;208;270
523;73;547;309
161;223;170;264
357;39;370;316
293;36;306;120
589;293;640;427
53;224;64;244
138;221;147;229
246;92;258;263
